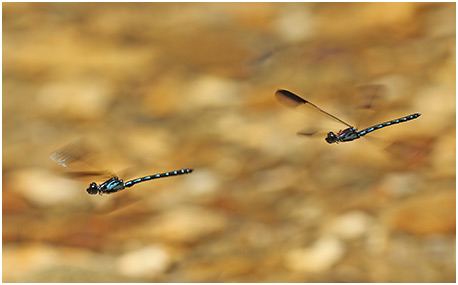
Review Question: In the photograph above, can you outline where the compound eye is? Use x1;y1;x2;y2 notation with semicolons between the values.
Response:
86;182;99;195
325;132;338;144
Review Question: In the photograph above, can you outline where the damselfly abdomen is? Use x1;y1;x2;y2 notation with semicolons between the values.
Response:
50;140;193;195
275;89;421;144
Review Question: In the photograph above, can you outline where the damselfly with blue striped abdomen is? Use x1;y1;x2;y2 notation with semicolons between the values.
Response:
275;89;421;144
50;140;193;195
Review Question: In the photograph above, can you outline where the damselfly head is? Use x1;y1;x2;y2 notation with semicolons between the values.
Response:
325;132;339;144
87;182;99;195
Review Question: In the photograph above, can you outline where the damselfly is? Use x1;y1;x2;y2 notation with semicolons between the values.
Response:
275;89;421;144
50;140;193;195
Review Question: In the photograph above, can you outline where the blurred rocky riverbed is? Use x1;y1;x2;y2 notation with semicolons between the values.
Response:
3;2;455;282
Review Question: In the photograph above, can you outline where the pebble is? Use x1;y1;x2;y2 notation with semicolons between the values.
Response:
147;206;228;243
117;245;171;278
285;235;346;273
185;75;242;108
37;78;113;121
3;243;59;281
186;168;223;195
325;211;373;239
383;191;455;235
7;168;83;207
275;6;313;42
378;172;421;197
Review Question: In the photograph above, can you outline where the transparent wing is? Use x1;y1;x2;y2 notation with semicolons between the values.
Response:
275;89;353;128
50;139;115;179
352;84;388;129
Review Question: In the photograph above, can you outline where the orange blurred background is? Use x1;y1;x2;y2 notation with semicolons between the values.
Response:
3;3;455;282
